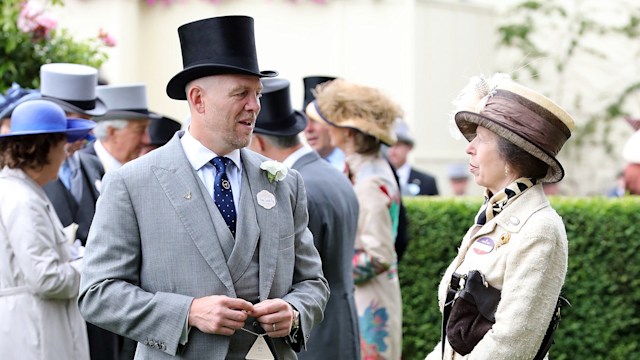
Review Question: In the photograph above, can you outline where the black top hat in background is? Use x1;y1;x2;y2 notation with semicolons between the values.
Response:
254;78;307;137
166;15;278;100
148;116;182;146
302;76;336;110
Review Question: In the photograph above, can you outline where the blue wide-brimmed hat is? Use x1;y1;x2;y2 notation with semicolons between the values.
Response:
0;100;95;142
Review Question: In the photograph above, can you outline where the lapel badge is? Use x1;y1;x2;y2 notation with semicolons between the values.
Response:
498;232;511;247
472;236;495;255
257;190;276;210
184;191;192;200
221;179;231;190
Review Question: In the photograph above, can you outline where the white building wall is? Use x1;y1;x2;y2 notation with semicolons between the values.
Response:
57;0;496;195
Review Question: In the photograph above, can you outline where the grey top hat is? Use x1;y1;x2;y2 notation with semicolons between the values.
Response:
94;84;159;121
394;120;414;146
40;63;107;117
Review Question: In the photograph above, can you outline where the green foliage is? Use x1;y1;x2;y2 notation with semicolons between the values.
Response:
495;1;640;156
399;196;640;359
0;0;108;93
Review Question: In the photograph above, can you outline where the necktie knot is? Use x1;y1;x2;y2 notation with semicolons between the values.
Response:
211;156;231;174
210;156;236;236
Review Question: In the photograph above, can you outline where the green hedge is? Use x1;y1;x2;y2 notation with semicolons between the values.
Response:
399;196;640;360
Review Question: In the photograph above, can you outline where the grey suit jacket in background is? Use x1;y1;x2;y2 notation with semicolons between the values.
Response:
293;152;361;360
78;132;329;359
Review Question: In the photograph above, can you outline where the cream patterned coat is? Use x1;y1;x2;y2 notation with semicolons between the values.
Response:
425;184;567;360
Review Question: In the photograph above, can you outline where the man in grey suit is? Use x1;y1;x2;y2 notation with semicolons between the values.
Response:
79;16;329;359
250;78;361;360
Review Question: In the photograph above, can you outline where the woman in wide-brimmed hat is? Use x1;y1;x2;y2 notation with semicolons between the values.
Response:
424;74;575;360
0;100;95;360
306;79;404;360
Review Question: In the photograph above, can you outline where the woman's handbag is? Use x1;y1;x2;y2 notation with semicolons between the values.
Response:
442;270;569;358
444;270;500;355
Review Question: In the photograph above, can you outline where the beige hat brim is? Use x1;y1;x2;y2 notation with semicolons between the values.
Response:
455;111;565;183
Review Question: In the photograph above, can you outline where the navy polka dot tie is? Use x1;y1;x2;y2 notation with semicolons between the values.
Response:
211;156;236;236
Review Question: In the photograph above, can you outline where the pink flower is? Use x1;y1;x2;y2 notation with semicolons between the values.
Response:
98;28;117;47
17;1;57;38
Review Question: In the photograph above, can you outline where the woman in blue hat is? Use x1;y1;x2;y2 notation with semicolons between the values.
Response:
0;100;95;360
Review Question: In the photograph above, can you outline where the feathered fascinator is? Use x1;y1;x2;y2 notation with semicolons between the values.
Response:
449;73;512;139
305;79;402;145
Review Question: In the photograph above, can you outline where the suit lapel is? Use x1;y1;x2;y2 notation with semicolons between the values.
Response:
239;149;279;300
152;135;236;296
226;166;260;283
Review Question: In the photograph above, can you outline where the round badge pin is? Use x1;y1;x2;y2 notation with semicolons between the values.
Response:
472;236;495;255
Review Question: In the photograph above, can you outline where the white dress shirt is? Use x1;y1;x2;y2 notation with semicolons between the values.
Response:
94;139;122;173
180;130;242;213
283;145;314;169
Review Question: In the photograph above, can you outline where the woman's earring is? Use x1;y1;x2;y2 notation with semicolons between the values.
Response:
504;167;509;178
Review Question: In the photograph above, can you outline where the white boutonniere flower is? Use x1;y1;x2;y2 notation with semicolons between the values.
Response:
260;160;288;183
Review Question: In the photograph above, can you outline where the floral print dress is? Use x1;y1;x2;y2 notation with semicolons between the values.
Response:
348;153;403;360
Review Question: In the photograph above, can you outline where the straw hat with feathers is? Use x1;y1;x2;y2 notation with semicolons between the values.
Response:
305;79;401;145
452;73;576;183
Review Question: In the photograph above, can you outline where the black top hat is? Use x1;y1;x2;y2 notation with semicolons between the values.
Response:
302;76;336;109
166;16;278;100
254;78;307;137
148;116;182;146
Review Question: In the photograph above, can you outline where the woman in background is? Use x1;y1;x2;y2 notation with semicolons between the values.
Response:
0;100;95;360
306;79;403;360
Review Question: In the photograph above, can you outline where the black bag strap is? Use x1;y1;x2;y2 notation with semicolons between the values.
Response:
442;273;464;359
533;295;570;360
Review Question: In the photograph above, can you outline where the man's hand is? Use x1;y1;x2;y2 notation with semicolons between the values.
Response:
188;295;254;336
251;299;294;338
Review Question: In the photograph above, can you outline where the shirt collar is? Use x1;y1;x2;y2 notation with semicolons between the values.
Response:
180;129;242;172
396;162;411;185
94;139;123;172
283;145;313;168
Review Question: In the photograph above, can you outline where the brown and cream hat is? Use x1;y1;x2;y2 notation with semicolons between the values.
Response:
304;79;401;146
453;74;576;183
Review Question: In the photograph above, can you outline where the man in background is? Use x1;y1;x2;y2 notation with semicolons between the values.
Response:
250;78;361;360
448;163;470;196
302;76;346;172
387;120;438;196
83;84;155;172
140;115;182;156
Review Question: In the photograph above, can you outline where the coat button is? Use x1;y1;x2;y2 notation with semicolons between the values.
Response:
509;216;520;225
252;321;259;327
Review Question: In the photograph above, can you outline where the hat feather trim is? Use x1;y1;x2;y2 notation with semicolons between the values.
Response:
449;73;512;139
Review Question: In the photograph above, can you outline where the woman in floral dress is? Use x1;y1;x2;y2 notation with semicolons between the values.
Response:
305;79;403;360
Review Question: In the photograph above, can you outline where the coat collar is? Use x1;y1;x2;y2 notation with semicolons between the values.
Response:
469;183;550;240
